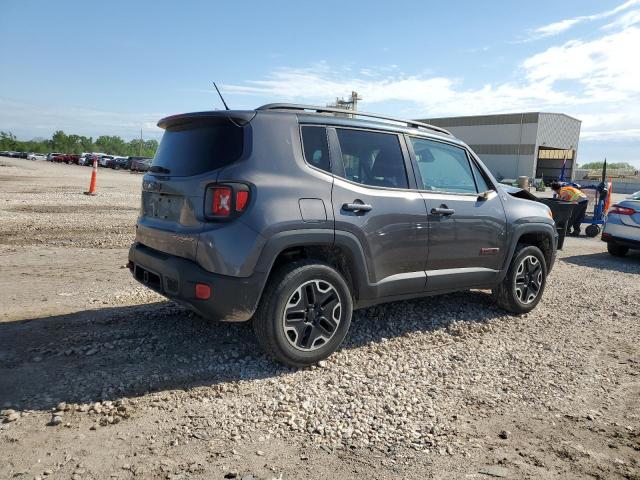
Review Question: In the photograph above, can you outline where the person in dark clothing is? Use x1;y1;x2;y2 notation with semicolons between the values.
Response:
551;182;588;236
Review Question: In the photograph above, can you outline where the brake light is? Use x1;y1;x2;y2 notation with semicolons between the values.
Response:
609;204;635;216
236;190;249;211
212;187;232;216
205;183;250;219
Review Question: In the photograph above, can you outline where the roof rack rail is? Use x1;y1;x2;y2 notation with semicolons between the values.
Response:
256;103;452;136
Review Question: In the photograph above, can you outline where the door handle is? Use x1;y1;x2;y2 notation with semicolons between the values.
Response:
431;206;455;216
342;202;373;212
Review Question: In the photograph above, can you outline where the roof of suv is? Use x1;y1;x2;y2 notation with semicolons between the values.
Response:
257;103;452;136
157;103;457;142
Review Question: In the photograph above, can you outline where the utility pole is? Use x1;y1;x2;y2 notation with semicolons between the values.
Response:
350;91;361;112
139;128;143;157
327;91;363;117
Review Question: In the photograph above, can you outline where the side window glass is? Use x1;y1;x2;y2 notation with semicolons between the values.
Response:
470;159;490;192
335;129;408;189
409;137;477;193
301;126;330;173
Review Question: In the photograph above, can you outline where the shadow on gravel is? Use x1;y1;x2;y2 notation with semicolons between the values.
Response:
0;291;501;412
561;251;640;274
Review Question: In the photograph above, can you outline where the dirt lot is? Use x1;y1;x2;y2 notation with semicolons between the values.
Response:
0;156;638;480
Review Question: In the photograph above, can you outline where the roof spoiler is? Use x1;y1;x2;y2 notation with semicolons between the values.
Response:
157;110;256;129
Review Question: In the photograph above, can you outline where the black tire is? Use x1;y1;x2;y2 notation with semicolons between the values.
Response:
585;224;600;237
253;260;353;368
492;244;547;314
607;242;628;257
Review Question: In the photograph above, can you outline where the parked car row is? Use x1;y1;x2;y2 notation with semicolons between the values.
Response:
78;153;152;172
1;151;30;159
49;153;81;164
1;150;153;173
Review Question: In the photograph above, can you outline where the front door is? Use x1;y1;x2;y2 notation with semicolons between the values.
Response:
405;136;507;291
328;127;429;297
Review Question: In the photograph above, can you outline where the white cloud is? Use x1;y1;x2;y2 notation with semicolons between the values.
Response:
534;18;583;38
603;8;640;29
580;128;640;140
522;27;640;99
526;0;640;40
221;24;640;143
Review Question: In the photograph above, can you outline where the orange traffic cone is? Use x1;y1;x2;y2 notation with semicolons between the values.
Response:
84;158;98;195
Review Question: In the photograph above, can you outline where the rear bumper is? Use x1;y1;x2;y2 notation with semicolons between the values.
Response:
128;242;265;322
603;221;640;243
602;233;640;250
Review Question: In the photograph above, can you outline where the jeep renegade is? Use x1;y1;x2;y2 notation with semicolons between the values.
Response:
129;104;557;367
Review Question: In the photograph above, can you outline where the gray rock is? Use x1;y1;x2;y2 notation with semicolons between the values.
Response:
50;415;63;426
4;412;19;423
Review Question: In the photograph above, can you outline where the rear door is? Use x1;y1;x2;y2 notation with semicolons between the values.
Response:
328;127;429;297
137;117;245;261
405;136;507;291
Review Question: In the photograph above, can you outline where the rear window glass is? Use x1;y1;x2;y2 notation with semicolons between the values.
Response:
301;126;330;173
152;121;244;176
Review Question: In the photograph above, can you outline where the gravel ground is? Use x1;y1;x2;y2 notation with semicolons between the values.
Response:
0;156;639;479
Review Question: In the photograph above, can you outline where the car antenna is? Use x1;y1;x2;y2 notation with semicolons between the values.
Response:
213;82;230;110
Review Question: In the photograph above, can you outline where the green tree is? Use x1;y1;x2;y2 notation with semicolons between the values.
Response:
79;136;94;152
95;135;127;156
580;161;635;170
51;130;70;152
0;131;18;150
1;130;157;157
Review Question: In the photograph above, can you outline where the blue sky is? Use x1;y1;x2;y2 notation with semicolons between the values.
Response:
1;0;639;167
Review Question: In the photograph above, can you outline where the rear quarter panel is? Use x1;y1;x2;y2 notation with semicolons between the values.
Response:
208;112;335;275
604;200;640;241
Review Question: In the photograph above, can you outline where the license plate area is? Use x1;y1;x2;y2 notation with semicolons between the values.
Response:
142;192;183;221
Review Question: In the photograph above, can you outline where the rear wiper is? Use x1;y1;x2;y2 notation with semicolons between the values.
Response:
150;165;171;174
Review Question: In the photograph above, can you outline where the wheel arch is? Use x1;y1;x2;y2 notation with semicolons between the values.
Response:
499;224;557;281
253;229;373;305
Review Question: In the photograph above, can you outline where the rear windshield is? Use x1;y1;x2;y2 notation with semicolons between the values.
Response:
152;120;244;176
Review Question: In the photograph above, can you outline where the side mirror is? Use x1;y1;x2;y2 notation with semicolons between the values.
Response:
477;190;494;201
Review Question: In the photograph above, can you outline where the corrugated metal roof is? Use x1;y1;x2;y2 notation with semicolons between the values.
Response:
418;112;580;128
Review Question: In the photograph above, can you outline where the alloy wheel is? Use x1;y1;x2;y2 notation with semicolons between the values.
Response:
514;255;543;304
282;280;342;351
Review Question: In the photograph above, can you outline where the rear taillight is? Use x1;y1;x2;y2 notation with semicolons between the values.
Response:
609;204;635;216
205;183;250;220
212;186;232;216
235;190;249;211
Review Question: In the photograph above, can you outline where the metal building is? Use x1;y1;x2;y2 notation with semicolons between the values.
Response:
417;112;581;181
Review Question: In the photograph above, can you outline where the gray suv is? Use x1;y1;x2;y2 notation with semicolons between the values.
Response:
129;104;557;367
